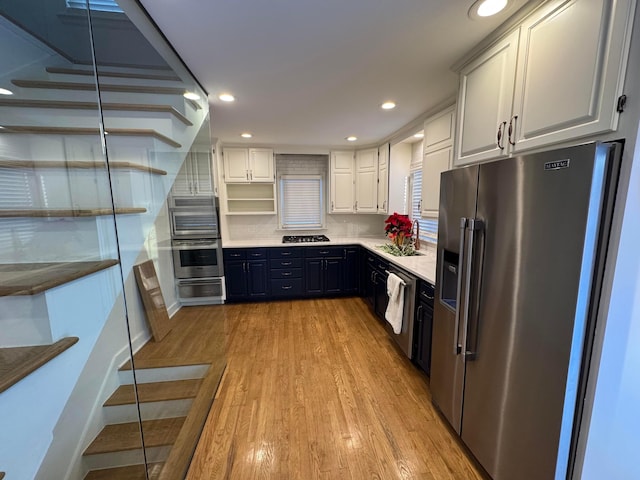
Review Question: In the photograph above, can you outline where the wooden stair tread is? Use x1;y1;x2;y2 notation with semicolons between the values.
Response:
12;79;186;96
0;337;79;393
47;66;180;82
0;98;192;126
104;379;202;406
84;463;164;480
0;160;167;175
0;260;119;296
0;126;181;148
84;417;186;455
0;208;146;218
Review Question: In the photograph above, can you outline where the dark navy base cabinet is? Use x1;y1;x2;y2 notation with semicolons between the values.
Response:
224;248;268;302
413;280;434;375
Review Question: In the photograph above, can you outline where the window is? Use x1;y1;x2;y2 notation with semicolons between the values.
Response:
410;170;438;244
67;0;124;13
278;175;325;230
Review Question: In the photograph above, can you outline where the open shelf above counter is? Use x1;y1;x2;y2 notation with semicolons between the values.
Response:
224;183;276;215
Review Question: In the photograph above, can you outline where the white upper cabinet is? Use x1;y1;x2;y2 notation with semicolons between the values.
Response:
223;147;274;183
355;148;378;213
377;143;390;214
249;148;275;182
330;151;355;213
455;30;519;166
455;0;634;166
512;0;633;152
422;106;455;216
172;150;213;196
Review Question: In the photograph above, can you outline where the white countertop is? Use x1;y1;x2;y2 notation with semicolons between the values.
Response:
223;236;437;284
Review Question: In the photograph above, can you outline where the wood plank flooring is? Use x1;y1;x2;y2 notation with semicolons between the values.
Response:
186;297;486;480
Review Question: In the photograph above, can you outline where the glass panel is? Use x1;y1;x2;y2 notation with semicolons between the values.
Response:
0;1;143;479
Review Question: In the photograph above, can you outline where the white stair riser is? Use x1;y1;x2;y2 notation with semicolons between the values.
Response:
118;364;209;384
82;445;170;470
0;296;52;347
103;398;193;423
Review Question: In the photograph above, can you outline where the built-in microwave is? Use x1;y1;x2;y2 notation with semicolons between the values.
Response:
172;238;223;279
169;196;219;239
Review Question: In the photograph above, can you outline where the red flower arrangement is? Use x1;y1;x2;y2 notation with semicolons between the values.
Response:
384;212;412;245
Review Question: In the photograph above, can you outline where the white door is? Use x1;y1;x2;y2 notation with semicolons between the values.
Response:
377;143;389;214
330;151;354;213
421;145;452;216
223;148;249;183
249;148;274;182
512;0;632;152
455;29;519;166
355;149;377;213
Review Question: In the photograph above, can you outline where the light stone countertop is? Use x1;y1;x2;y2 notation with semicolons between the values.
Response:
222;236;437;285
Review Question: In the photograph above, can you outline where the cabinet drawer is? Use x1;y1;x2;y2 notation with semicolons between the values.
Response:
270;268;303;280
270;258;303;269
271;278;303;296
304;246;344;258
269;247;302;259
224;248;246;260
246;248;268;259
419;281;435;304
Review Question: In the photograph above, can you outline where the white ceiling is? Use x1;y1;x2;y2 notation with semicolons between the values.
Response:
140;0;532;148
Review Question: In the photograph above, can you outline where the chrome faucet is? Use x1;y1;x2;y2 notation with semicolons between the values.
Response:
412;219;421;250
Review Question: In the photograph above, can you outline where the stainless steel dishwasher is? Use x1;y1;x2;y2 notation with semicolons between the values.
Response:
384;265;417;359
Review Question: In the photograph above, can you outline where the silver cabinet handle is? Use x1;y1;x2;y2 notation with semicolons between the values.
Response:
281;261;292;266
319;250;329;255
282;285;293;290
496;121;507;150
508;115;518;146
331;201;334;210
355;200;358;210
246;170;249;181
249;170;253;180
282;272;292;276
416;305;423;323
453;217;467;355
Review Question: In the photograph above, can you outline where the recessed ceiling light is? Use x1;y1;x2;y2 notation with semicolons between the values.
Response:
381;102;396;110
414;132;424;139
183;91;200;101
219;93;235;102
241;132;252;138
0;88;13;95
469;0;508;19
346;136;357;142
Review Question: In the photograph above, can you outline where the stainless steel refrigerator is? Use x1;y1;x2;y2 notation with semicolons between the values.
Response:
431;142;621;480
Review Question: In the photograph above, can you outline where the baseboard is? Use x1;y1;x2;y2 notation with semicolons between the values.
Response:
167;301;181;318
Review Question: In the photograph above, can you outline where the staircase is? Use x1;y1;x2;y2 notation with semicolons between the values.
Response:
0;19;211;477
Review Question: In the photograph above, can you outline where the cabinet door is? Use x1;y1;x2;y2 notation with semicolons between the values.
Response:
421;145;452;216
247;260;269;298
512;0;632;152
324;258;343;294
424;108;455;152
330;151;355;213
225;261;247;300
343;247;360;294
172;153;194;195
414;302;434;375
249;148;274;182
355;148;378;213
223;148;249;183
304;258;324;295
191;150;213;195
377;144;389;214
455;29;519;166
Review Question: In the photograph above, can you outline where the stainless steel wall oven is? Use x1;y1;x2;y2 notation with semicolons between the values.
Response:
172;238;223;279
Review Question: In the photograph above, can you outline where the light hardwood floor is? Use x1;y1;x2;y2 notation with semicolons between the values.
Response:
186;297;486;479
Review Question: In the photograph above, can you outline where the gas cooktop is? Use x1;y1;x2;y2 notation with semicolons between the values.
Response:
282;235;330;243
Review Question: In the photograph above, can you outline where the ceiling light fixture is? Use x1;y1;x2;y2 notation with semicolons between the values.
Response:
346;136;357;142
219;93;235;102
183;91;200;101
241;132;252;138
414;132;424;139
0;88;13;95
381;102;396;110
469;0;508;19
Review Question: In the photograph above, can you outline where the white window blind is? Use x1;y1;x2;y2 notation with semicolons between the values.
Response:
279;175;324;230
0;168;37;252
410;170;438;243
67;0;124;12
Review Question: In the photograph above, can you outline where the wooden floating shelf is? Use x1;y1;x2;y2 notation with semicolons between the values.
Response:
46;66;181;82
0;337;79;394
84;463;164;480
12;79;186;96
0;160;167;175
0;126;181;148
0;98;192;126
0;207;146;218
0;260;119;296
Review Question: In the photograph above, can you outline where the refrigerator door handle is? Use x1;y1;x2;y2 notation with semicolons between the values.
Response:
463;219;484;360
453;217;468;355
